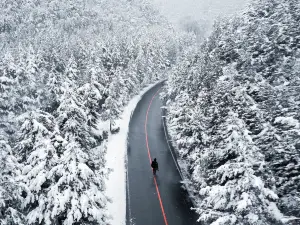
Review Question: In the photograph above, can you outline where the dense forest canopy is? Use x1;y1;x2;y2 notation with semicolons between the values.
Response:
1;0;299;224
0;0;190;224
165;0;300;224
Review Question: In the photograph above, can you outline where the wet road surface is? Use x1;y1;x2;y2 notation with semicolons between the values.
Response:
126;82;198;225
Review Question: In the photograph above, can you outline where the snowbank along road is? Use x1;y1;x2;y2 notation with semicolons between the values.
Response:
126;83;198;225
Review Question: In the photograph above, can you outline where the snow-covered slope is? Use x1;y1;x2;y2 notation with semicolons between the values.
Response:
165;0;300;224
0;0;178;224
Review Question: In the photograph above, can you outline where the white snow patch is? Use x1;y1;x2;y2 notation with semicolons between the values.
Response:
274;116;300;128
282;216;300;223
237;192;251;212
211;215;237;225
268;202;284;221
105;81;164;225
246;213;259;223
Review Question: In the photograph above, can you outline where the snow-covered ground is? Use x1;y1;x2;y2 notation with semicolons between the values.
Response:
105;81;164;225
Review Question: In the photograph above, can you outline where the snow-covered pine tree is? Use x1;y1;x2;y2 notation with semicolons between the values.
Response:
78;63;108;130
0;139;24;225
124;59;140;96
194;110;280;225
0;52;20;138
14;48;40;113
44;61;63;113
49;89;109;225
15;111;58;224
63;56;79;90
102;67;124;127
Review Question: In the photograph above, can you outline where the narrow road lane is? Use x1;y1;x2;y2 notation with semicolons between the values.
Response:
127;82;198;225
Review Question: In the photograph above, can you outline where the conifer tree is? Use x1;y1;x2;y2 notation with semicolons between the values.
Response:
16;111;58;224
0;139;24;225
50;90;109;225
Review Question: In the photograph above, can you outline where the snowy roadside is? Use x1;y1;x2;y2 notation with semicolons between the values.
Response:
104;80;165;225
161;104;197;208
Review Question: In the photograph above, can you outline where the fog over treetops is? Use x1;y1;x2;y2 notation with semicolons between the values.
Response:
152;0;250;26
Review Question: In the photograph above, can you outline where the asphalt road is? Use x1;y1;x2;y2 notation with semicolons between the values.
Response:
126;82;198;225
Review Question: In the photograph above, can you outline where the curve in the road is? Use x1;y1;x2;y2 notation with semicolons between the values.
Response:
126;82;198;225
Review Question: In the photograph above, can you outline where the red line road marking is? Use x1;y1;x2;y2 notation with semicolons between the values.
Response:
144;88;169;225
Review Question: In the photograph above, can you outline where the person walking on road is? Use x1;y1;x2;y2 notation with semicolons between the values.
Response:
151;158;159;175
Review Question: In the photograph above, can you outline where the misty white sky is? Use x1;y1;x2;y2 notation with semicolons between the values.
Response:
152;0;250;25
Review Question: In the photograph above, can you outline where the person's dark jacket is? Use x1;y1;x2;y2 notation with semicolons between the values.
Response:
151;160;158;170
